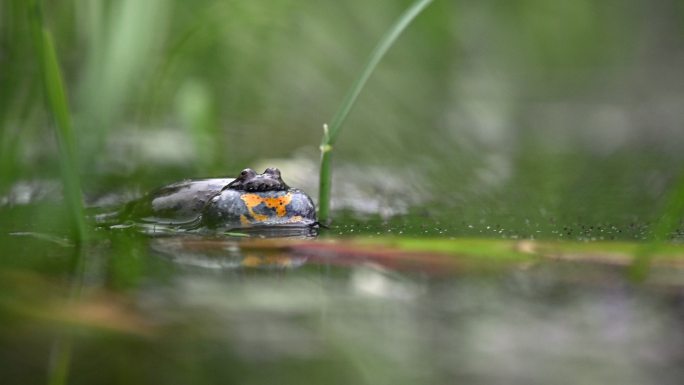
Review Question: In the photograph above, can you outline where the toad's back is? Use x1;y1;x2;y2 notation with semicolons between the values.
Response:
123;178;233;225
117;168;317;230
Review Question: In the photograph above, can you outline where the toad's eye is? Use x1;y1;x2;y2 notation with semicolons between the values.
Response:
238;168;256;180
265;167;281;177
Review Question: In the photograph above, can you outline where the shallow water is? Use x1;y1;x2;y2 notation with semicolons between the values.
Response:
0;171;682;385
1;205;684;384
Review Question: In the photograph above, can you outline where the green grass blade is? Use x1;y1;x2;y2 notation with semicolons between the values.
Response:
318;0;434;223
318;139;334;223
28;0;87;243
324;0;434;146
630;174;684;280
649;175;684;242
47;337;73;385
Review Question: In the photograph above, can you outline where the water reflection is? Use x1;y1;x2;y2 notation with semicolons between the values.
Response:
148;234;463;275
149;236;310;270
1;231;684;384
137;253;684;385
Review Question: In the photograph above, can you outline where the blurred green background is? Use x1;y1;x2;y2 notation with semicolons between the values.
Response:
2;0;684;233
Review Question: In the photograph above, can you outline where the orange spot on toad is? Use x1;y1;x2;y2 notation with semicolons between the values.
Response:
262;195;292;217
240;193;292;222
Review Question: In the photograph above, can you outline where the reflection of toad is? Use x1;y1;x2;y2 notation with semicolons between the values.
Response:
117;168;316;230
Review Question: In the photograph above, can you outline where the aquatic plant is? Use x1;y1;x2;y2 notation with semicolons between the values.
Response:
318;0;433;223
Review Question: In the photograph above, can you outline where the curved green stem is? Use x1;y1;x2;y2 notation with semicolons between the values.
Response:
318;0;434;223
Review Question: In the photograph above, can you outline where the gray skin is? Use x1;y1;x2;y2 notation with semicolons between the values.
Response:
120;167;299;227
225;167;290;192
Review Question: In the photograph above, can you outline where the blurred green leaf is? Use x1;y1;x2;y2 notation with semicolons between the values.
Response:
28;0;87;243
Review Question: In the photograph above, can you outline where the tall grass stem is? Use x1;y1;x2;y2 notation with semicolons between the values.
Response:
318;0;433;223
29;0;87;244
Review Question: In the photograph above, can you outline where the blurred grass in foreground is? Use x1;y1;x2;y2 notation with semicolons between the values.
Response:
28;0;86;244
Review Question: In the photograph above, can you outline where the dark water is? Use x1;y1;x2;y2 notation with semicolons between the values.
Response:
1;202;684;385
